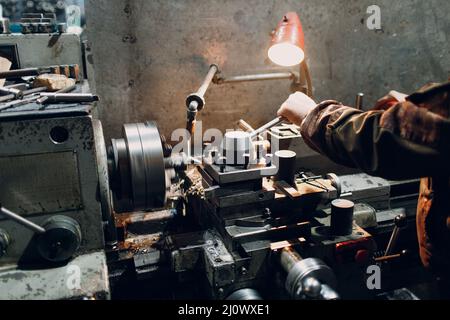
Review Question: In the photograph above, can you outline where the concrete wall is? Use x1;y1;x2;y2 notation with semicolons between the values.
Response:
85;0;450;141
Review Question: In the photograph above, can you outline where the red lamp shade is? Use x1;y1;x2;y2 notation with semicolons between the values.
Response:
268;12;305;67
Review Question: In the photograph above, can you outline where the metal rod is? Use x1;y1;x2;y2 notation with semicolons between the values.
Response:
355;93;364;110
300;60;313;98
384;213;406;256
296;174;323;182
249;116;284;139
4;83;30;90
37;84;76;104
0;64;78;80
216;72;295;84
197;64;219;98
385;227;400;256
0;207;46;234
24;86;48;95
237;119;254;132
0;93;18;103
0;95;40;111
186;64;218;123
0;87;47;103
0;68;41;79
375;252;402;263
186;65;219;156
0;87;23;98
38;93;99;103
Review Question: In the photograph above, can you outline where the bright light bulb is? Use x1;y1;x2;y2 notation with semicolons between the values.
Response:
268;42;304;67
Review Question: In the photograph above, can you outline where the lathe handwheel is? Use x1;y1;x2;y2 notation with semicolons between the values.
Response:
37;216;82;263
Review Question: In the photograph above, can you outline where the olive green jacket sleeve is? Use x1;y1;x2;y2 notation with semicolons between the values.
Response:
299;96;450;180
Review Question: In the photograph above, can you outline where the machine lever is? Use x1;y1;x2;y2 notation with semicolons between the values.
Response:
249;116;284;139
0;206;46;234
186;64;219;118
375;250;408;263
384;213;407;256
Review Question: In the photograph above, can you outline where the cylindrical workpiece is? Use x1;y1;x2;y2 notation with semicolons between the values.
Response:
330;199;354;236
274;150;296;186
222;131;251;165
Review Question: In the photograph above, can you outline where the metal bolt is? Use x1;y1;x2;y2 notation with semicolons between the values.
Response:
219;156;226;173
240;266;248;275
211;149;217;162
265;153;273;167
243;153;250;169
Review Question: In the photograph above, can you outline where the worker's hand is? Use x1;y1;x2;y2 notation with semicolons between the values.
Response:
277;92;317;126
373;90;407;111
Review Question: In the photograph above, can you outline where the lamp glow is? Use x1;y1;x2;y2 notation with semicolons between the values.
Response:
268;12;305;67
268;43;304;67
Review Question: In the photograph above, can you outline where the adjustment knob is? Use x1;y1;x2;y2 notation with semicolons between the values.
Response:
37;216;82;263
394;213;407;228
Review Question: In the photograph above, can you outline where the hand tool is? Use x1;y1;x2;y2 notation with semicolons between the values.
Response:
0;87;48;110
37;84;77;104
0;64;80;81
249;116;284;139
38;93;98;104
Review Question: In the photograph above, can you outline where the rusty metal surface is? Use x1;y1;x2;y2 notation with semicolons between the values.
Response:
86;0;450;142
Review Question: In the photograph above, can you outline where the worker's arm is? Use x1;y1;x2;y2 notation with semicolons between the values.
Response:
278;90;450;180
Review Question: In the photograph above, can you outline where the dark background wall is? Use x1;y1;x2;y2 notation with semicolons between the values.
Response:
85;0;450;141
